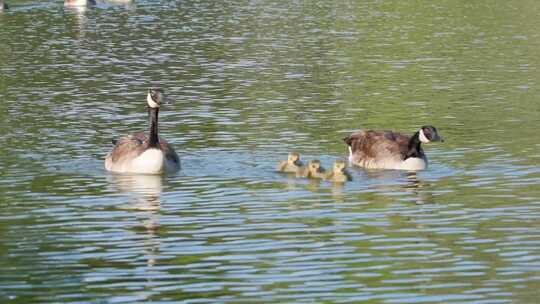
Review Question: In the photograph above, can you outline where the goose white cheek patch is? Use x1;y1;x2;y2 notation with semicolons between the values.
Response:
147;94;160;108
419;128;430;143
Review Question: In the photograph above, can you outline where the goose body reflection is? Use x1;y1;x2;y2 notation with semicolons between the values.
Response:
108;173;162;267
65;0;96;7
105;88;180;174
110;174;162;211
344;125;444;171
0;0;8;10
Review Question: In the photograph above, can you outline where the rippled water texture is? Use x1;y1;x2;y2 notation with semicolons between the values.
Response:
1;0;540;303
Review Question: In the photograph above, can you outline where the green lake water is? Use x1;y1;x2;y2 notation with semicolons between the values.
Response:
1;0;539;303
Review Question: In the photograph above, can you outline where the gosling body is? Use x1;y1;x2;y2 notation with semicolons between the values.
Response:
344;125;443;171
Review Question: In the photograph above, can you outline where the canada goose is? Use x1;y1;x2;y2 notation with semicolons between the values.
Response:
105;88;181;174
343;125;443;171
0;0;8;10
65;0;96;7
277;152;304;174
297;160;326;179
325;160;352;183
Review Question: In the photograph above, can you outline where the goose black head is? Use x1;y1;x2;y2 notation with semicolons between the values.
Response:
419;125;444;143
147;88;164;108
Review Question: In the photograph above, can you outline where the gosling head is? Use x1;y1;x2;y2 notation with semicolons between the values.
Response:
419;125;444;143
308;160;322;173
287;152;300;164
333;160;347;173
147;88;164;109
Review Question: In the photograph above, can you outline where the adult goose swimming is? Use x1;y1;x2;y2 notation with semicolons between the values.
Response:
105;88;181;174
343;125;443;171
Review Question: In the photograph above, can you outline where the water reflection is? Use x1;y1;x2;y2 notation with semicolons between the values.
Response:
64;5;89;35
109;173;162;212
403;173;434;205
102;0;134;8
108;173;162;266
1;0;540;302
361;170;434;205
64;0;96;9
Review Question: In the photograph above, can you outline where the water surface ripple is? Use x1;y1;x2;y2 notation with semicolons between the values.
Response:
1;0;540;303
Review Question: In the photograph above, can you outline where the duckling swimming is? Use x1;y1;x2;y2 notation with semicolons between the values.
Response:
325;160;352;183
277;152;304;174
297;160;326;179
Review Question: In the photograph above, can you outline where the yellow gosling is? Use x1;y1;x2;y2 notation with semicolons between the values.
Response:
325;160;352;183
277;152;304;174
297;160;326;179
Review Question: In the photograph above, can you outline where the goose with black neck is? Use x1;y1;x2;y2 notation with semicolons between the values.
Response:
343;125;444;171
105;88;180;174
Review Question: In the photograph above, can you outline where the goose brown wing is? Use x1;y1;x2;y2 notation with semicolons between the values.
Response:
345;130;411;160
109;132;147;162
384;131;411;158
110;132;179;165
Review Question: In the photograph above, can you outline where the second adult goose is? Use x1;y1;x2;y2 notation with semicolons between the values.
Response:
343;125;443;171
105;88;180;174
